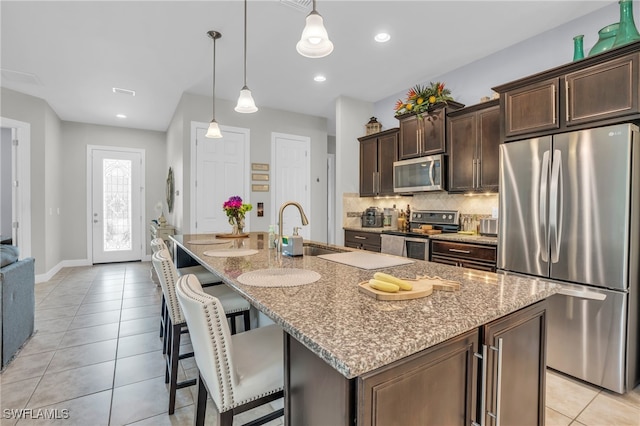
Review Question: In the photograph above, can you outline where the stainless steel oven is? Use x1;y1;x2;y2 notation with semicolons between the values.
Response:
404;237;429;260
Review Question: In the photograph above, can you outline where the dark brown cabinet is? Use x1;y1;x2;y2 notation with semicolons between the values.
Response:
448;101;500;193
359;128;398;197
344;230;381;252
504;78;560;138
481;301;547;426
565;53;639;126
358;329;478;426
285;301;548;426
397;102;464;160
495;44;640;141
431;239;497;272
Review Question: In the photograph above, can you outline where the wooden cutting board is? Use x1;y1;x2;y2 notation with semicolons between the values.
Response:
358;276;460;300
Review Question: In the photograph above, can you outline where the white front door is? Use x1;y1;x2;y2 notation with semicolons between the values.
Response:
90;147;144;263
192;124;250;234
271;132;311;239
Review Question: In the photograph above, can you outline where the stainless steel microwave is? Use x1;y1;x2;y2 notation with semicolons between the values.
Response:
393;155;445;193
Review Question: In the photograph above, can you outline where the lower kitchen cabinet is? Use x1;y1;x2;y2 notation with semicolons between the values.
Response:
430;239;497;272
285;301;547;426
481;301;547;426
344;230;381;252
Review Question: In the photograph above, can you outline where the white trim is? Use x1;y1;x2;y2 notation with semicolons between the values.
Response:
327;153;336;244
0;117;31;259
270;132;312;235
189;121;251;234
86;145;146;263
34;258;91;283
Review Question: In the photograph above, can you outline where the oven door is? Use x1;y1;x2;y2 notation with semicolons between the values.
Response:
404;237;429;261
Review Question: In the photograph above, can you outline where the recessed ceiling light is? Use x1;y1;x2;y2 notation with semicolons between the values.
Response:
375;32;391;43
314;75;326;82
112;87;136;96
116;114;127;119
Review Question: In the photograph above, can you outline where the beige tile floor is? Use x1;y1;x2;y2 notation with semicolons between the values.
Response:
1;262;639;425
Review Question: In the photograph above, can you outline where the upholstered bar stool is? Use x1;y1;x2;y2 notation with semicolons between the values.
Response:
176;273;284;426
151;249;252;414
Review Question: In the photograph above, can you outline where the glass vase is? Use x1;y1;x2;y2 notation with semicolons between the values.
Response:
573;35;585;61
612;0;640;48
588;23;619;56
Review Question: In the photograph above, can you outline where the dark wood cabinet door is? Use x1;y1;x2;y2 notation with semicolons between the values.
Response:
358;329;478;426
483;301;547;426
448;113;476;192
477;106;500;191
566;53;639;126
377;131;398;195
359;138;377;196
398;115;421;160
505;78;559;137
422;108;447;155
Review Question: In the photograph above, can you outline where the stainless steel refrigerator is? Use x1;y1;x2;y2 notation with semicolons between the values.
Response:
498;123;640;394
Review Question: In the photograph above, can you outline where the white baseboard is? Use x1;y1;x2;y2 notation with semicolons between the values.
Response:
35;259;91;283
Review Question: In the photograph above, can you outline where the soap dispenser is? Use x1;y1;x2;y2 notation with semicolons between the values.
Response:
282;227;304;256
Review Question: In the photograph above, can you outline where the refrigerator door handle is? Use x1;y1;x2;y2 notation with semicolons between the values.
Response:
557;287;607;301
539;150;551;262
550;149;563;263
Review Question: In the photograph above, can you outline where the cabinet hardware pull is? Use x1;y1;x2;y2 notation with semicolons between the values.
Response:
552;84;557;124
488;338;504;426
354;236;366;240
449;248;471;254
472;345;488;426
472;159;476;188
564;81;569;122
476;158;481;189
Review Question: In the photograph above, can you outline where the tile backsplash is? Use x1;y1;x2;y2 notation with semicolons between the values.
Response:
343;192;499;228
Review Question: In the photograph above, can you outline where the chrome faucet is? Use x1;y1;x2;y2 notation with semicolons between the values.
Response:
278;201;309;254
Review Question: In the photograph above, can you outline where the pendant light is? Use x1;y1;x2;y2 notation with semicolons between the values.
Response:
296;0;333;58
235;0;258;113
206;30;223;138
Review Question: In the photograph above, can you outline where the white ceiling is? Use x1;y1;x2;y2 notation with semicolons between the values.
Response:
1;1;611;134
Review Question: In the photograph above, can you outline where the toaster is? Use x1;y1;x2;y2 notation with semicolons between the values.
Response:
479;218;498;236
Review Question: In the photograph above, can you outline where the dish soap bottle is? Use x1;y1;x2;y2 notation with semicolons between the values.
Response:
268;225;276;249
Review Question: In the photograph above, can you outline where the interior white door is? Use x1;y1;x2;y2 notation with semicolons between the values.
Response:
193;125;249;233
271;133;311;239
91;148;143;263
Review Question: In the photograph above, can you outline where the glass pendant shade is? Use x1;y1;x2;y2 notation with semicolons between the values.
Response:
235;86;258;113
296;11;333;58
206;120;222;138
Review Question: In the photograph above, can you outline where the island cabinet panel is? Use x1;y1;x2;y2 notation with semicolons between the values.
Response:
504;78;559;138
357;329;478;426
345;230;381;252
359;128;399;197
397;102;464;160
448;100;500;193
481;301;547;426
565;53;639;127
285;334;355;426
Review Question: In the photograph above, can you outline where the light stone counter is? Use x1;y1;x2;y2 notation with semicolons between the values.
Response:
171;233;555;379
429;233;498;245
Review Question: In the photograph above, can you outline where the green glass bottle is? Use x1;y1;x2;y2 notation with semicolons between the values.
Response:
588;23;619;56
612;0;640;48
573;35;585;61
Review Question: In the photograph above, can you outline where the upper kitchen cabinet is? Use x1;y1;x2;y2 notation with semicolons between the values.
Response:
447;100;500;193
565;54;639;126
503;78;560;138
397;102;464;160
494;42;640;141
359;128;399;197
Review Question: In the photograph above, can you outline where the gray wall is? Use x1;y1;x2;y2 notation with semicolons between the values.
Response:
373;3;621;128
44;106;63;271
60;122;167;261
1;128;11;241
167;92;329;242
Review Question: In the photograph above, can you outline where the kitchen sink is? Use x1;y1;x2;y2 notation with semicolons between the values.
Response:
302;245;346;256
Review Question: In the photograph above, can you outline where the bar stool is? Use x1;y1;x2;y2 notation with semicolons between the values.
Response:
176;273;284;426
152;249;252;414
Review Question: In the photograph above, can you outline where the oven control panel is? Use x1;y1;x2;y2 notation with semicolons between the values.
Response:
411;210;460;226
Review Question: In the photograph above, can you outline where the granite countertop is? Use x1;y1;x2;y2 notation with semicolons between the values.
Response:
171;233;555;379
429;233;498;245
343;226;385;233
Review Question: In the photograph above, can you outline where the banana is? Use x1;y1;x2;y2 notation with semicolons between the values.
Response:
368;279;400;293
373;272;413;291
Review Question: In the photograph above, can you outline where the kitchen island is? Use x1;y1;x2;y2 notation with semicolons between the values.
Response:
171;233;557;425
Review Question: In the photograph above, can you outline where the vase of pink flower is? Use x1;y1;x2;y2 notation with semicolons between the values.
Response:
223;196;252;234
